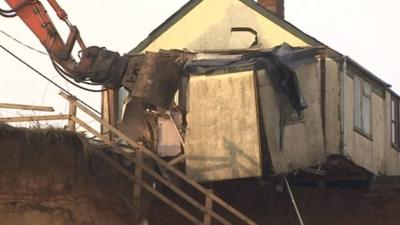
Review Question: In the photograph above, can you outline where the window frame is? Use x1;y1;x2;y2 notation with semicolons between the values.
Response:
282;95;304;125
353;75;372;139
391;96;400;150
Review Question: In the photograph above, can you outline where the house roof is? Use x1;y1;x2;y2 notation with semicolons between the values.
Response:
129;0;322;54
128;0;393;91
346;56;391;88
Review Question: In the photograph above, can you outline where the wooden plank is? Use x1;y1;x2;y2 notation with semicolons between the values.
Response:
93;149;203;225
118;150;232;225
67;99;77;131
204;189;214;225
132;150;143;213
101;89;118;137
141;182;204;225
0;103;54;112
0;114;70;123
108;90;118;127
59;91;258;225
169;154;186;166
71;116;111;144
71;103;229;225
101;90;110;135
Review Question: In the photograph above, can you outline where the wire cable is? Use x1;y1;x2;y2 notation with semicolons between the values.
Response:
0;29;111;92
51;60;107;92
0;0;29;15
0;8;15;13
1;0;28;12
42;34;107;92
0;44;101;115
0;29;48;55
0;11;17;17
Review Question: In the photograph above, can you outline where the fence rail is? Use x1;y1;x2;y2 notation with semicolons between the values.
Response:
0;103;54;112
0;92;258;225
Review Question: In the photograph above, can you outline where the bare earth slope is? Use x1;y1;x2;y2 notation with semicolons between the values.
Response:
0;124;133;225
2;124;400;225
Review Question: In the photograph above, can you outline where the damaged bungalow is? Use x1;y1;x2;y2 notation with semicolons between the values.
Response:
115;0;400;187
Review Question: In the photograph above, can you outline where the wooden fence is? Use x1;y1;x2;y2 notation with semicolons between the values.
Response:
0;92;258;225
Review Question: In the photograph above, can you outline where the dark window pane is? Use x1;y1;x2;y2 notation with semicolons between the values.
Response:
362;96;371;135
392;99;396;121
364;82;372;97
354;77;362;129
397;101;400;146
392;122;396;144
284;97;303;124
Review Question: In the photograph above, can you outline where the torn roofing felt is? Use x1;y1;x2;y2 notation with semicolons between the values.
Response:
184;44;319;113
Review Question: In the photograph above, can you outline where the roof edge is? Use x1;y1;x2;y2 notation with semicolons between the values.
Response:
238;0;322;46
346;56;391;88
128;0;323;55
324;48;391;89
129;0;202;54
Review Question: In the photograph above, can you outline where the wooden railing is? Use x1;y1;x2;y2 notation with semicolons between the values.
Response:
0;92;258;225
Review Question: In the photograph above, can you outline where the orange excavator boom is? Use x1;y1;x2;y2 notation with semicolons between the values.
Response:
1;0;128;88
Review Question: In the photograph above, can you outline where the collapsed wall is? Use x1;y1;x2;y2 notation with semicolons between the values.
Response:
0;124;133;225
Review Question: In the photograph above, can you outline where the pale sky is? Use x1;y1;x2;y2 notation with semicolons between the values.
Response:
0;0;399;120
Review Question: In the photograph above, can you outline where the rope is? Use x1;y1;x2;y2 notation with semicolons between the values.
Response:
0;44;101;115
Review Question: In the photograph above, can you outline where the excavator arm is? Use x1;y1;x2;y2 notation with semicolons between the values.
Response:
2;0;128;88
2;0;183;110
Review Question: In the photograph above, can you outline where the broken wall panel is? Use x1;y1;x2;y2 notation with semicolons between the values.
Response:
184;71;262;181
258;63;326;173
323;58;341;155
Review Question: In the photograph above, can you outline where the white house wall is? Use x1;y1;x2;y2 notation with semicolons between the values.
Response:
143;0;308;52
342;70;385;175
383;91;400;175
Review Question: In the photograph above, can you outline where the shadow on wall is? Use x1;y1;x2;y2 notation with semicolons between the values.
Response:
186;137;261;181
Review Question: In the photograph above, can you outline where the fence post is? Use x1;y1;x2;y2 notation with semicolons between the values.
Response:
67;97;77;131
133;150;143;216
204;189;214;225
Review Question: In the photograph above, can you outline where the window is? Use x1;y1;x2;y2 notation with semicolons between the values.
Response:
391;97;400;148
285;106;303;124
283;97;303;125
353;75;371;136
